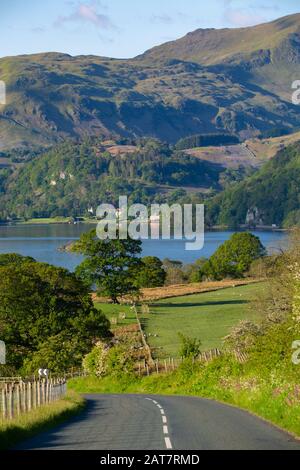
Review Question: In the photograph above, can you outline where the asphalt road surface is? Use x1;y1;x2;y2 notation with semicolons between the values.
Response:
16;394;300;450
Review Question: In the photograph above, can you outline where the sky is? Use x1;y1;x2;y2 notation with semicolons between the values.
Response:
0;0;299;59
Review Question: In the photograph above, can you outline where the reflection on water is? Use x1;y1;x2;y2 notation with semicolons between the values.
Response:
0;224;288;271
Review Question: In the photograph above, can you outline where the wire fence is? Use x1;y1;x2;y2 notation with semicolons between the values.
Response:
136;348;223;376
0;369;85;421
0;378;67;421
135;349;249;376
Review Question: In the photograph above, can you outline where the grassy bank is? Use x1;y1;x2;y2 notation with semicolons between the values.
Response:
69;352;300;438
0;391;85;450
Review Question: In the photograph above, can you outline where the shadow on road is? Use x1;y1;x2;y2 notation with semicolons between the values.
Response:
16;397;103;450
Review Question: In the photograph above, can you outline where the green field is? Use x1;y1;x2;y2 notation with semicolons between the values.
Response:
95;303;136;328
140;283;265;358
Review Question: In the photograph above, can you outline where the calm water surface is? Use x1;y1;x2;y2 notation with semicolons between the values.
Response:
0;224;288;271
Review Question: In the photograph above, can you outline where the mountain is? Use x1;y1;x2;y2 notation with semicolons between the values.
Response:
0;14;300;150
138;13;300;66
206;141;300;228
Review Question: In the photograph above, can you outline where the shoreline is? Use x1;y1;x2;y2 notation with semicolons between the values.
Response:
0;219;289;232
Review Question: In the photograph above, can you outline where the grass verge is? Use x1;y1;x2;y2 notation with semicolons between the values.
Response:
0;391;85;450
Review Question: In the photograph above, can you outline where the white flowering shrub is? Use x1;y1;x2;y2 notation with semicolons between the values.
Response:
290;261;300;329
82;341;110;377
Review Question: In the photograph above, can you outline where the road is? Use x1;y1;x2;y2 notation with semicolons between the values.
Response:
16;394;300;450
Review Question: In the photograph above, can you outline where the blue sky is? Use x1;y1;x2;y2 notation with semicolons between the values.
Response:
0;0;299;58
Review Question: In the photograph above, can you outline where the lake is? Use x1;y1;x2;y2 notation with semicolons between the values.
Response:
0;224;288;271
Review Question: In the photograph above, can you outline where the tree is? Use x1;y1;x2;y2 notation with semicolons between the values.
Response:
162;258;187;285
0;253;35;266
184;258;207;283
136;256;166;288
201;232;266;280
0;260;111;371
73;229;143;303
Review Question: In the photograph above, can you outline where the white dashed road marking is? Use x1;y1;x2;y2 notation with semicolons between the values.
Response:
165;437;173;449
145;398;173;450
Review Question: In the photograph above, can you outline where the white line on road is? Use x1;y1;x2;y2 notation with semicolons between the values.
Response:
165;437;173;449
145;398;173;450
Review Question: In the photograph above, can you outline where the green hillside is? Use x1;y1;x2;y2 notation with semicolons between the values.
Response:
0;138;230;219
206;141;300;228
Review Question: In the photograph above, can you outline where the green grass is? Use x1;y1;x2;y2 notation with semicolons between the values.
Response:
19;217;72;224
141;283;265;358
95;302;137;328
0;391;85;450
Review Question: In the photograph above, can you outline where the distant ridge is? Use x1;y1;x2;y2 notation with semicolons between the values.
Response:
0;14;300;149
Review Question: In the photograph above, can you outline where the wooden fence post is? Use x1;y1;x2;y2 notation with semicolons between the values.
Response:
46;380;50;404
33;381;37;409
21;382;27;413
50;379;53;403
28;382;32;411
2;388;7;419
16;384;21;416
41;380;45;405
37;380;41;407
8;384;14;420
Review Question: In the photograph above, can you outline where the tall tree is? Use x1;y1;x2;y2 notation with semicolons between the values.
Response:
73;229;143;303
201;232;266;280
135;256;166;288
0;260;110;371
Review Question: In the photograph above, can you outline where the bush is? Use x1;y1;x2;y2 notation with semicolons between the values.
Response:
178;333;201;359
106;345;135;378
224;320;263;354
82;341;110;377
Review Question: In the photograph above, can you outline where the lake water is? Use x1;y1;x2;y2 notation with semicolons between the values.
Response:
0;224;288;271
